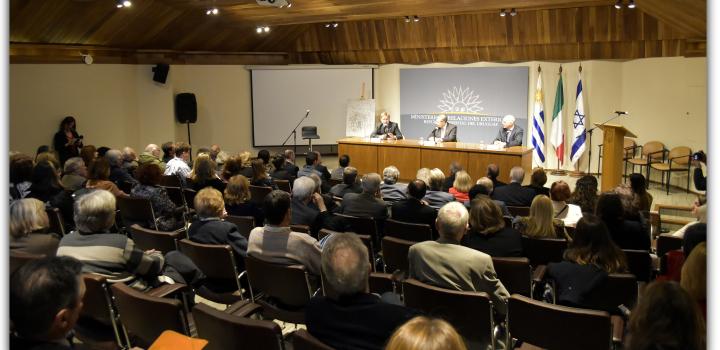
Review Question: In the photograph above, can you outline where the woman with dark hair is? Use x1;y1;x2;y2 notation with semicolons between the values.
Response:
224;175;264;226
131;163;185;231
52;116;83;165
596;192;649;250
27;161;74;229
270;154;294;182
221;156;244;181
626;281;705;350
523;167;550;197
85;158;129;198
189;154;226;193
569;175;599;213
547;215;627;308
463;195;522;257
629;173;653;214
250;158;278;189
10;153;34;200
257;149;273;173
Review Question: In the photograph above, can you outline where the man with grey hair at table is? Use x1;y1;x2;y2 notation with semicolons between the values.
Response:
493;114;524;147
427;114;457;142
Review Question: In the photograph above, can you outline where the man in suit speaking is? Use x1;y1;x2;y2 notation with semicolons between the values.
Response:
371;112;403;140
427;114;457;142
493;114;524;147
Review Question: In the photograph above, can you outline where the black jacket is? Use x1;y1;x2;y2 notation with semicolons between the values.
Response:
605;219;650;251
371;121;404;139
188;219;248;264
391;198;438;236
462;226;523;257
547;261;608;309
493;125;524;147
492;182;536;207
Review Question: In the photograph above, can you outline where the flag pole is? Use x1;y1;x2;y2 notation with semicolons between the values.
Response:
570;63;585;177
551;65;567;176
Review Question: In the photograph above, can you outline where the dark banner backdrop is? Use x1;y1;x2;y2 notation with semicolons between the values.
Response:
400;67;529;144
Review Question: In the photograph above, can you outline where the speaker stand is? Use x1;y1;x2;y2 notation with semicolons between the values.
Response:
186;121;193;163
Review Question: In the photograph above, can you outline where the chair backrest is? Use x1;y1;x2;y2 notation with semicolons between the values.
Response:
381;236;415;274
503;216;513;228
402;279;493;345
508;294;612;350
334;213;378;243
129;224;181;254
327;178;342;187
521;236;567;266
193;303;284;350
275;180;291;193
656;234;683;257
225;216;255;239
584;273;638;314
118;180;134;194
163;186;185;207
177;239;241;287
623;138;636;158
245;255;313;307
46;207;67;236
290;224;310;234
10;250;45;274
507;206;530;217
648;211;661;238
318;229;375;266
182;188;197;209
110;282;187;347
249;185;272;205
80;274;116;325
117;196;157;230
368;272;395;295
384;219;433;242
642;141;665;161
491;257;532;297
159;175;182;188
622;249;652;282
292;329;333;350
668;146;692;166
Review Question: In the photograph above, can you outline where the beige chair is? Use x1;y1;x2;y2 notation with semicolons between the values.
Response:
627;141;665;187
650;146;692;194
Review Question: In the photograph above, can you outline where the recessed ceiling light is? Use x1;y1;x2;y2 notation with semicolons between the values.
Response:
263;26;270;33
413;15;420;22
510;8;517;16
627;0;636;9
122;0;131;7
256;27;263;33
615;0;622;9
500;9;507;17
404;16;411;23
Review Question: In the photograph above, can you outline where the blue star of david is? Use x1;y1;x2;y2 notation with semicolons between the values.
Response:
573;110;585;128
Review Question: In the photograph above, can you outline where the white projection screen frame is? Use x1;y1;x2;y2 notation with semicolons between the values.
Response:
250;66;375;147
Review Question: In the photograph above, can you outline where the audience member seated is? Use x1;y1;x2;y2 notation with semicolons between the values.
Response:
386;316;467;350
471;178;511;216
215;150;228;174
131;163;185;231
306;233;418;350
248;190;322;275
524;167;550;197
596;192;649;250
161;141;175;164
164;142;192;179
513;195;566;239
448;170;472;202
283;149;300;177
10;198;60;256
221;155;244;181
36;151;61;172
85;158;129;198
189;188;248;264
80;145;97;170
105;149;137;187
330;166;362;198
416;168;431;187
27;160;75;228
391;179;438;235
409;202;509;315
270;154;294;182
10;153;34;200
58;190;205;290
614;184;646;224
238;151;255;178
463;196;522;257
257;149;273;173
681;242;706;320
298;151;324;179
487;163;506;189
682;223;706;258
550;180;583;227
314;151;332;182
339;173;389;223
190;154;226;192
96;146;110;158
10;256;85;350
569;175;599;214
331;154;350;180
380;166;407;204
291;176;334;236
672;194;706;238
250;158;278;190
138;143;166;172
121;147;139;174
209;144;221;162
547;215;627;308
491;166;535;207
60;157;87;192
629;173;653;213
308;173;339;212
422;168;456;209
225;175;264;227
442;161;463;192
626;281;705;350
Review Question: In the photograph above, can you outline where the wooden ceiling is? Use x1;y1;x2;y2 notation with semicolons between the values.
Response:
9;0;706;64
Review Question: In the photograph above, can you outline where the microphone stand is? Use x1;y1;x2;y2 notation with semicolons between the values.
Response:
282;110;310;160
581;111;627;174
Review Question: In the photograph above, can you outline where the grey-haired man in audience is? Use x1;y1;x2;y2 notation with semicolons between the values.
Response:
380;165;407;204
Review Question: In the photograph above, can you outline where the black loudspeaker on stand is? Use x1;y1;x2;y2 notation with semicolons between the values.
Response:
175;93;197;162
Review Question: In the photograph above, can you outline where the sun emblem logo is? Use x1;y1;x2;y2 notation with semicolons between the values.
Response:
437;86;484;113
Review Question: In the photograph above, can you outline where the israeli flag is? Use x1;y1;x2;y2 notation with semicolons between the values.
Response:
570;75;586;165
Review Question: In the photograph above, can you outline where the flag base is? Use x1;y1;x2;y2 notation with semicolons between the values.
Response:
550;169;568;175
569;170;585;178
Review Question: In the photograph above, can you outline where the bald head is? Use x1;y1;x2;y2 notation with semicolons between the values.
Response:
436;202;469;241
144;144;161;158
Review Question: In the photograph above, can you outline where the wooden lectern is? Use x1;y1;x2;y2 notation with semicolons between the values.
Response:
598;123;637;192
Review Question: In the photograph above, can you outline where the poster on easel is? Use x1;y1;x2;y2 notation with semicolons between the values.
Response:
345;99;375;137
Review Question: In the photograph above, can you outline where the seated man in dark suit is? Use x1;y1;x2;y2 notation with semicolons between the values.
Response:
468;179;511;217
487;163;506;188
370;112;404;140
422;168;456;209
291;176;333;237
339;173;388;222
283;149;300;177
391;179;438;237
442;161;463;192
306;233;418;350
492;114;524;147
427;114;457;142
380;165;407;204
270;154;294;182
314;151;332;182
491;166;535;207
188;188;249;264
329;167;362;198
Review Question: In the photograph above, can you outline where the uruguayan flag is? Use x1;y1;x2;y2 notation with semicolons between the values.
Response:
570;75;586;165
531;74;546;166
